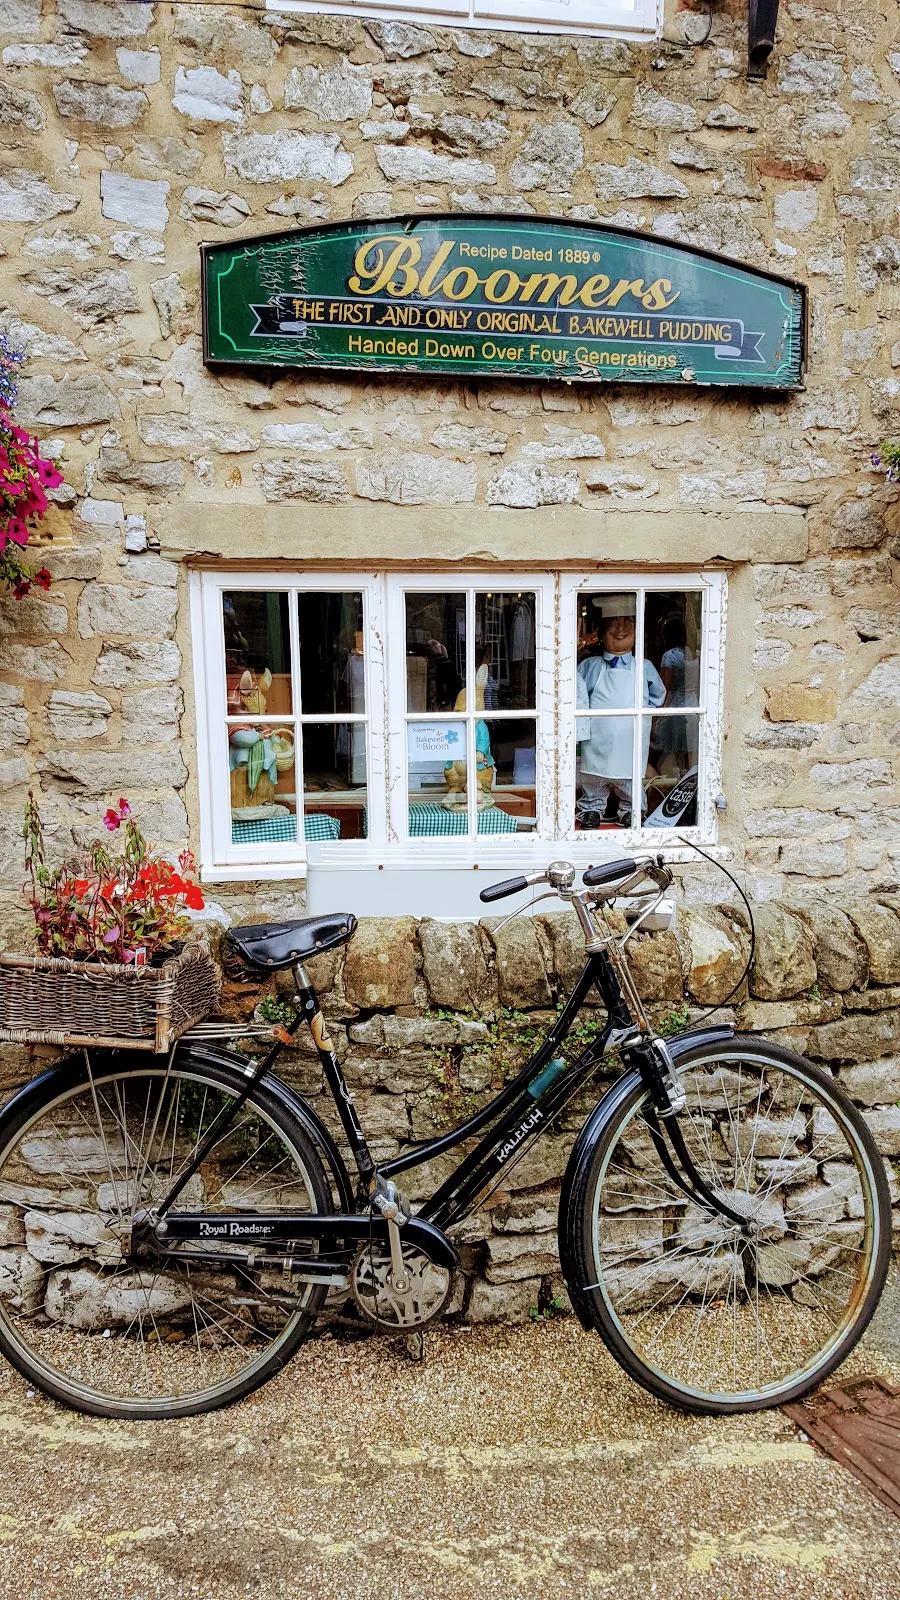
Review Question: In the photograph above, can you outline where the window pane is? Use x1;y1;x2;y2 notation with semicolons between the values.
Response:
483;717;536;834
575;714;638;831
405;593;465;712
577;591;640;712
644;591;702;709
297;592;365;717
228;723;298;846
475;592;536;711
224;592;292;716
646;714;699;828
302;722;367;841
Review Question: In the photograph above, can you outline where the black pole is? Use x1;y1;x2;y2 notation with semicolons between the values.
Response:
748;0;780;78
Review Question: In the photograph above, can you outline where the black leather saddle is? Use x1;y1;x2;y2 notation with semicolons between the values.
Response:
228;914;357;970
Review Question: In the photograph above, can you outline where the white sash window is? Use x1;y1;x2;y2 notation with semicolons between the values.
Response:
191;569;725;909
264;0;659;41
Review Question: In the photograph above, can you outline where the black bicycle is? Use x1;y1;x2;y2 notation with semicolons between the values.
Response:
0;855;890;1419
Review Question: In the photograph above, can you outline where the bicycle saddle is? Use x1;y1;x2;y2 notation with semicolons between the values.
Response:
228;914;357;969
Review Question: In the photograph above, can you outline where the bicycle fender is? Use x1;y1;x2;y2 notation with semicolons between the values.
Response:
557;1024;734;1330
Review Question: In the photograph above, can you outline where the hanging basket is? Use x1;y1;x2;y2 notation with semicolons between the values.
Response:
0;942;220;1053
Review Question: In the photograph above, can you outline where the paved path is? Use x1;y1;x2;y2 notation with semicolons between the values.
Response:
1;1298;899;1600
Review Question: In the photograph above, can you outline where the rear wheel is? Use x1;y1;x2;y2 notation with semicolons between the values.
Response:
570;1037;891;1413
0;1052;333;1419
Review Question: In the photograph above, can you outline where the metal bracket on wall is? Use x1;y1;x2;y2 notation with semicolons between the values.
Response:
748;0;780;77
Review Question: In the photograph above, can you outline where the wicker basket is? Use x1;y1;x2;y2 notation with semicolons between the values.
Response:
0;943;220;1053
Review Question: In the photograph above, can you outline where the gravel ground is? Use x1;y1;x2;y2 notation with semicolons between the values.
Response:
2;1275;900;1600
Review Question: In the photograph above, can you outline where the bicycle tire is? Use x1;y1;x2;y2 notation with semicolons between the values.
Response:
0;1052;334;1420
568;1035;891;1414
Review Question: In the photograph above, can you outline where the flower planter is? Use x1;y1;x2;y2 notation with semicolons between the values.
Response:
0;942;220;1053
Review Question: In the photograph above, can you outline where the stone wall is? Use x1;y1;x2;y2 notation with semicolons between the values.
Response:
17;893;884;1323
0;0;897;931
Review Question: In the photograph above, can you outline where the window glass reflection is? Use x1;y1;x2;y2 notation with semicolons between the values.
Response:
297;592;364;716
224;592;292;716
405;594;465;712
303;722;367;841
475;592;536;711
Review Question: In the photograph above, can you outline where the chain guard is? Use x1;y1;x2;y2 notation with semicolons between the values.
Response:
349;1239;453;1330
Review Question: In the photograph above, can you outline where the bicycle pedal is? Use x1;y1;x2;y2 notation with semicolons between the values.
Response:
403;1330;426;1363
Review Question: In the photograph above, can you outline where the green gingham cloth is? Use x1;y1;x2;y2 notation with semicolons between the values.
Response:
408;805;518;835
232;806;519;845
232;814;340;844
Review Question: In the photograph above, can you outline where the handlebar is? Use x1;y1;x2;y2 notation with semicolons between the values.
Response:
480;855;673;905
479;874;533;904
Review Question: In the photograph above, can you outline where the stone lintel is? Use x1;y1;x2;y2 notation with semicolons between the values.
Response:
157;504;808;567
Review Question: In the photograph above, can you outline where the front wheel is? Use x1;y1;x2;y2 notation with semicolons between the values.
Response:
0;1052;334;1419
569;1036;891;1414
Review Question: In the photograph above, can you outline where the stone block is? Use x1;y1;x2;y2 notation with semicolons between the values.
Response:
808;759;891;789
681;908;749;1006
47;691;112;742
591;157;689;201
98;447;183;493
109;231;165;262
466;1276;542;1323
40;748;188;794
766;686;836;722
0;170;79;225
491;1193;558;1234
536;911;586;997
845;902;900;986
486;463;580;507
808;1010;900;1064
851;658;900;709
375;147;496;186
629;84;700;132
22;268;139;329
0;594;67;636
223;131;353;187
284;63;372;122
509;122;583;193
862;1107;900;1156
77;583;178;640
750;905;817;1001
830;499;888;551
483;918;552;1010
178;188;251;228
255;458;349;503
100;171;169;233
343;918;418;1010
53;79;147;128
92;640;181;688
793;906;867;993
58;0;154;37
356;453;475;506
173;65;242;124
0;81;43;131
485;1231;559;1282
116;47;160;85
779;841;847;877
628;931;684;1002
837;1058;900;1108
121;686;182;743
150;273;195;341
0;641;71;684
0;1249;43;1315
420;919;496;1014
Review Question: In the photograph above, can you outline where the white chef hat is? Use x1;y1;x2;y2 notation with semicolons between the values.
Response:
592;593;636;619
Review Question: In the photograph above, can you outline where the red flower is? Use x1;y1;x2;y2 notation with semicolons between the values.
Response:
117;798;131;818
74;879;89;896
11;576;31;599
33;568;51;591
99;879;119;899
184;884;205;911
102;809;121;832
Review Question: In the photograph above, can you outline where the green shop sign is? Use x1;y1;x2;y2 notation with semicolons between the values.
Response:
202;215;806;390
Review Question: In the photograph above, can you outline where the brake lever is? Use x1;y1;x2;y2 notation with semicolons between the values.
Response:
491;888;558;934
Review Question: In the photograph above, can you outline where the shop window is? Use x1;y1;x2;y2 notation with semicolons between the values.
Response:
193;571;723;880
264;0;658;42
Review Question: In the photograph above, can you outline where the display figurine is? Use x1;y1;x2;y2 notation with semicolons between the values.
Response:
443;663;496;809
576;594;665;828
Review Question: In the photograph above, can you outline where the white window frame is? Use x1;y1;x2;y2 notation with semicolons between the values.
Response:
191;568;725;884
264;0;660;42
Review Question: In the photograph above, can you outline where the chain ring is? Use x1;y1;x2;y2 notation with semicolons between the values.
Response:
349;1240;453;1330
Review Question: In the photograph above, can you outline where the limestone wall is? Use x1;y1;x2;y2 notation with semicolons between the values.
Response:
0;0;897;928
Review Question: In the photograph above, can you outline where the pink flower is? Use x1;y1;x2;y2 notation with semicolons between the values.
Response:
35;457;63;489
102;808;121;832
102;927;120;944
117;798;131;819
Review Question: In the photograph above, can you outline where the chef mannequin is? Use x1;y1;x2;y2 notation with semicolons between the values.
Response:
576;594;665;826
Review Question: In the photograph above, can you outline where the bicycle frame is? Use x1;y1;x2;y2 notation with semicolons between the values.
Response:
150;947;632;1258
